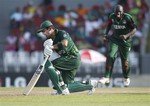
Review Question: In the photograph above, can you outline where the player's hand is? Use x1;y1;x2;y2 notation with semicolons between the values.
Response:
103;35;109;42
43;39;54;49
44;46;53;57
120;35;127;40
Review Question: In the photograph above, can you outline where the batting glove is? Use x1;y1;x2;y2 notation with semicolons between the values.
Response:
44;46;53;57
43;39;54;49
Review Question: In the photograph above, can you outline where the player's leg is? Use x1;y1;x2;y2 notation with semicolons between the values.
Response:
68;81;98;94
45;60;69;95
99;41;118;84
119;46;131;87
52;55;81;84
52;56;97;94
61;69;97;94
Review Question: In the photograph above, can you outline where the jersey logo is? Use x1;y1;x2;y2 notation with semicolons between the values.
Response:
122;20;126;24
63;34;67;38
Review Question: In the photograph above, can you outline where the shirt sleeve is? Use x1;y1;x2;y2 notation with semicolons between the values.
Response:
59;30;68;41
127;16;136;29
105;15;112;35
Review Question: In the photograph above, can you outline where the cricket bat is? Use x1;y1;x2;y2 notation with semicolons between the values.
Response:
23;56;49;96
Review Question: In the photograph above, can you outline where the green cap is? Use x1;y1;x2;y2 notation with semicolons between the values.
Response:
37;20;53;33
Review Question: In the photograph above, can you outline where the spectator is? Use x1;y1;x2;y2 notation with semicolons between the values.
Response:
10;7;23;28
5;33;17;51
76;4;89;17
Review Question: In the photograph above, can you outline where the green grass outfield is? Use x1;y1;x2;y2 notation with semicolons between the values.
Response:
0;87;150;106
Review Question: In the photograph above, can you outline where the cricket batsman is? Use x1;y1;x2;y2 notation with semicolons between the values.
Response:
37;20;98;95
99;5;136;87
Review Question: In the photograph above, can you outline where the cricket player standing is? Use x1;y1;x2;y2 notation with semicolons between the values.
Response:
37;20;98;95
99;5;136;87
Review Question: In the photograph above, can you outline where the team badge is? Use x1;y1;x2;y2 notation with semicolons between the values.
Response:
112;19;114;22
63;34;67;38
123;20;126;24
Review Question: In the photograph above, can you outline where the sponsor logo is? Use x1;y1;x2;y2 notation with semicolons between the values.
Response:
113;25;126;29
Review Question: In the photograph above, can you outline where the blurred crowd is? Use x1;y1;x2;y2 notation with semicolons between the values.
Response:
5;0;149;55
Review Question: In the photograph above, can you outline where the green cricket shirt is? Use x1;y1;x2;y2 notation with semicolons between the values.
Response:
53;29;79;56
51;29;81;72
109;13;135;47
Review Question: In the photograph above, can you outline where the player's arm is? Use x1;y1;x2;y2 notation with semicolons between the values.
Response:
53;31;69;50
104;19;112;41
120;17;136;40
125;18;136;39
53;39;68;50
105;19;112;35
125;28;136;39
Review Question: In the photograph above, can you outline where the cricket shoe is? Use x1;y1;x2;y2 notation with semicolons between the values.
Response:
98;77;110;84
51;88;70;95
123;78;130;87
62;88;70;95
88;80;98;95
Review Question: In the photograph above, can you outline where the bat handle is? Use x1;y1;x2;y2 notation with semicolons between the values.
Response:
41;56;49;67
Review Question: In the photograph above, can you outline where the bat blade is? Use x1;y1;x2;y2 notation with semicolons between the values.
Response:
23;56;49;96
23;65;44;95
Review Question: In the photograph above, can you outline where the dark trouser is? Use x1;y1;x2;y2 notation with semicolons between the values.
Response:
51;54;93;93
105;40;131;78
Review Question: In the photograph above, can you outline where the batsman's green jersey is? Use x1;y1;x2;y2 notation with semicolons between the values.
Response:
105;13;136;78
52;29;81;83
46;29;92;93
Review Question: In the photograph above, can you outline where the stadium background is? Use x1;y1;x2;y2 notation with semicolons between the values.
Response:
0;0;150;88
